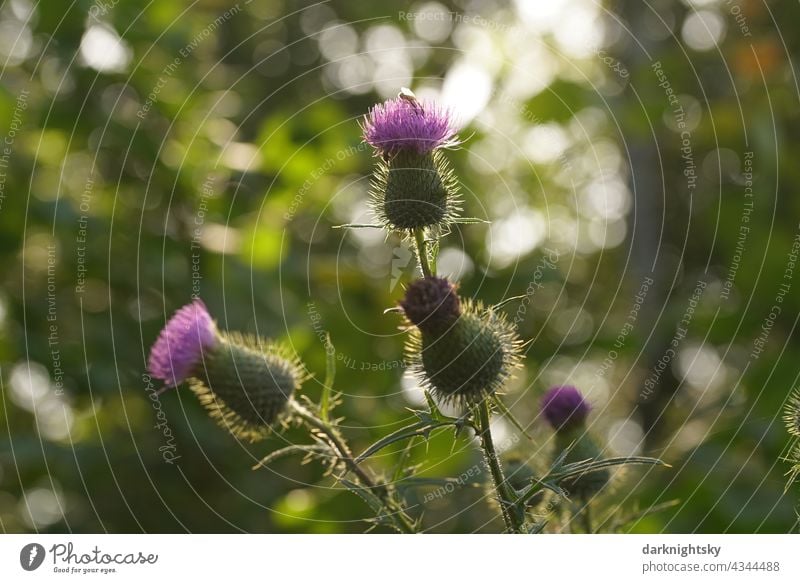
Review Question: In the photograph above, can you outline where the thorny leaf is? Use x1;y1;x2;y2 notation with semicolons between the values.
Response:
252;444;332;470
340;479;407;533
320;333;337;422
355;391;467;463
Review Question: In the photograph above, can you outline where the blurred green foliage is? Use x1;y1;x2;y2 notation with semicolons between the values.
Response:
1;0;798;533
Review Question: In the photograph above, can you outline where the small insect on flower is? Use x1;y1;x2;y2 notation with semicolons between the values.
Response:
147;299;219;387
398;86;422;113
400;277;522;407
783;388;800;438
362;90;459;157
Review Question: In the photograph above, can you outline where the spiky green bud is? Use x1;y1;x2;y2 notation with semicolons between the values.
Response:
370;150;460;232
403;291;521;406
189;332;306;442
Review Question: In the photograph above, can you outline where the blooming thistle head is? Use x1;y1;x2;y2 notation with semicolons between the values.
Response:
148;299;218;387
401;281;522;407
362;93;459;157
540;385;591;432
147;300;306;442
189;332;308;442
363;90;461;233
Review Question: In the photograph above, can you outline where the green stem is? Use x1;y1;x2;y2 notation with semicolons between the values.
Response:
413;228;432;277
289;400;416;533
581;496;592;533
476;400;523;533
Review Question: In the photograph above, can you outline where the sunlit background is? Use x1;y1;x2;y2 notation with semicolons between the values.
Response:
1;0;798;532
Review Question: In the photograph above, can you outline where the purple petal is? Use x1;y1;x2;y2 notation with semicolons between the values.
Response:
540;385;591;430
362;97;459;155
148;299;217;386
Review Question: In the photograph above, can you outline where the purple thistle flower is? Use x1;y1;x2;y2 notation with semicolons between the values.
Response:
148;299;218;387
540;385;591;431
362;97;459;156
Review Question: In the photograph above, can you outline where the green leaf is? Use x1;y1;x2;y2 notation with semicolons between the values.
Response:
528;520;549;534
516;479;566;508
604;499;681;532
391;437;417;482
340;479;406;533
396;476;481;489
252;444;332;470
320;333;336;422
491;395;533;441
423;390;443;418
355;418;457;463
331;223;383;229
340;479;385;515
551;456;669;482
492;294;529;310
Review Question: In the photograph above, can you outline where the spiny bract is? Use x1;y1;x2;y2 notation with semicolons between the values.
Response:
405;299;522;407
369;149;461;232
783;388;800;437
189;331;307;442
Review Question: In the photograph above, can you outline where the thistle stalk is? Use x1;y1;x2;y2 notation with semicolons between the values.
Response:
414;228;432;277
289;400;416;533
407;229;523;532
476;399;524;533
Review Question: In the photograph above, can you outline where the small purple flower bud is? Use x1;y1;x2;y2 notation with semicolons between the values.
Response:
540;385;591;431
400;277;461;334
148;299;218;387
362;97;459;156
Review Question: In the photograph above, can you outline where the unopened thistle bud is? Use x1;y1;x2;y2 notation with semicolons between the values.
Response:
362;92;461;232
541;385;591;432
399;275;460;335
147;300;306;442
401;277;522;406
190;333;306;442
540;385;609;498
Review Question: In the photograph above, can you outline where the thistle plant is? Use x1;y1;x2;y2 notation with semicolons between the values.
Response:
540;385;608;531
147;89;666;533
